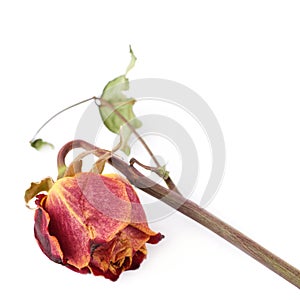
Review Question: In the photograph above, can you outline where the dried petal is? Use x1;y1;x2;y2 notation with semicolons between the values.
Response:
31;172;163;280
34;196;63;264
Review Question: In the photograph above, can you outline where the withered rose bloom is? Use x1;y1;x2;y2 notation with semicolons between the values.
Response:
31;172;163;281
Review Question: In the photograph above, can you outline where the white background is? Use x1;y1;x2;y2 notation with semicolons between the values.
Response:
1;0;300;299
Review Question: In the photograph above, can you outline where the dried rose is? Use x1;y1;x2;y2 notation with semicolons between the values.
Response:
26;172;163;281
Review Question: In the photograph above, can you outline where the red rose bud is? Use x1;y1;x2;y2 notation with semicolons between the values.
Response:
33;173;163;281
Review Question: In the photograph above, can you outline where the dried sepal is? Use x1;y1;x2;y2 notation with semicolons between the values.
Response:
63;160;83;177
24;177;55;205
91;159;106;174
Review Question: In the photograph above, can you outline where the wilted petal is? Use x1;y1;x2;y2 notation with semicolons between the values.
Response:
65;263;90;275
83;174;132;226
43;173;133;269
32;172;163;281
129;245;147;270
45;191;91;269
88;263;120;281
34;199;63;264
121;176;164;243
122;225;150;252
90;231;132;275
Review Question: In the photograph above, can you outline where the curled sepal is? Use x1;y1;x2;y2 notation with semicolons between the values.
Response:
91;151;113;174
24;177;54;206
63;160;83;177
92;159;106;175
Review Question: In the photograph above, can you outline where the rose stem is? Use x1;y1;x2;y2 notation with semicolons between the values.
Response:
95;97;180;194
57;140;300;289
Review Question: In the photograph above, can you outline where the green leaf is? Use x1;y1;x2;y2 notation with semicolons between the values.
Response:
99;46;141;155
30;138;54;151
125;45;137;75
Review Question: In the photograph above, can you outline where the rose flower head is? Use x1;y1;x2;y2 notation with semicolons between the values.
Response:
25;172;163;281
